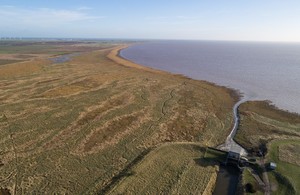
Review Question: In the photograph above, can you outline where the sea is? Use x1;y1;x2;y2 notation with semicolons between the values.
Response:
120;40;300;114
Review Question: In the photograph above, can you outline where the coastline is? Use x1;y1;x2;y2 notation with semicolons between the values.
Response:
2;42;234;194
107;45;300;157
1;42;298;194
108;45;300;195
109;44;300;157
2;41;299;194
108;45;300;139
108;45;242;103
107;45;165;75
108;45;247;195
111;44;300;117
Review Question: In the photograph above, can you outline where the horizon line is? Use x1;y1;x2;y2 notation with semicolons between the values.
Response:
0;37;299;44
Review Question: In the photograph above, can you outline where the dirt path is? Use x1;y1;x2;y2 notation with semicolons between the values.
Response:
259;158;271;195
247;168;265;187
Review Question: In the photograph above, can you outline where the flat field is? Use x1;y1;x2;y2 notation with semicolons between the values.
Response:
0;41;236;194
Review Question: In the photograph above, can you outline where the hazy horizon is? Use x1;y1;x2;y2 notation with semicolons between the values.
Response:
2;37;300;44
1;0;300;42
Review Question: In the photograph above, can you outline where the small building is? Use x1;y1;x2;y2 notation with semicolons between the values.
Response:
268;162;277;170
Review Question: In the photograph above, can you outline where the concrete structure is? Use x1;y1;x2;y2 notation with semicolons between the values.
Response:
227;143;243;160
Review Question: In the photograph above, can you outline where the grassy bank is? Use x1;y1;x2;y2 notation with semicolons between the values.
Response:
235;101;300;194
235;101;300;152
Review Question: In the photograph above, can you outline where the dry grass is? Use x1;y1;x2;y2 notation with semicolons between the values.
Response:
240;101;300;124
1;41;299;194
0;41;238;194
108;143;218;195
0;59;49;78
0;54;49;60
235;101;300;151
278;143;300;166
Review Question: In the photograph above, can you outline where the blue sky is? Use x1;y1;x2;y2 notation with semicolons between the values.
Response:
1;0;300;42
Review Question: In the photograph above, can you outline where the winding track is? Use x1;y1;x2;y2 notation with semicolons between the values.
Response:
218;99;248;156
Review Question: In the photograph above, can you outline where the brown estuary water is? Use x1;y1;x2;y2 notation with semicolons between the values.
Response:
121;40;300;114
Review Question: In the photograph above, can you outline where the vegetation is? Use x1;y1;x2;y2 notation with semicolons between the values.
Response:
236;101;300;194
1;41;299;194
242;169;263;194
235;101;300;153
267;140;300;194
204;147;227;163
278;142;300;166
0;59;22;66
0;40;114;54
108;143;218;195
0;41;236;194
0;40;114;66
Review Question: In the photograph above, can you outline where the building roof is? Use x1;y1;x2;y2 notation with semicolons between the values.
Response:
270;162;277;167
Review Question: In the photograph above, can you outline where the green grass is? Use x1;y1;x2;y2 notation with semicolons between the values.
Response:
0;40;116;54
204;147;227;163
267;139;300;194
268;172;295;195
0;59;23;65
242;169;263;195
0;41;59;54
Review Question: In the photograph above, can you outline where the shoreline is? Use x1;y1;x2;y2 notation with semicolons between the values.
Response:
108;44;300;152
107;45;242;103
2;41;298;194
110;44;300;117
109;45;243;195
1;42;298;194
107;45;165;74
108;44;300;195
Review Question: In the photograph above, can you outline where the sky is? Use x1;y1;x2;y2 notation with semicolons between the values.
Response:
1;0;300;42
